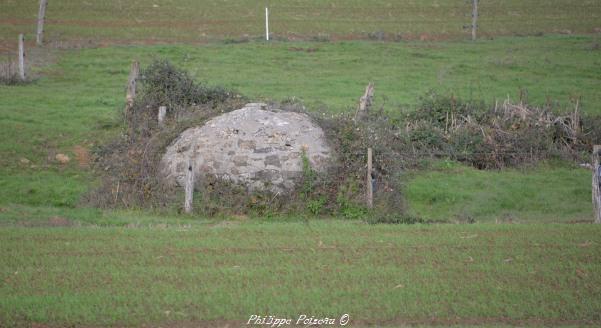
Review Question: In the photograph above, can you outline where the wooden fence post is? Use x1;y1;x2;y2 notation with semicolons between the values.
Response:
36;0;48;46
593;145;601;223
355;82;374;121
158;106;166;127
184;158;195;214
471;0;478;41
18;34;25;81
367;148;373;208
124;60;139;116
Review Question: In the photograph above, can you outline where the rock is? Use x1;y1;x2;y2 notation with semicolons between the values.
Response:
161;103;333;193
55;153;70;164
19;157;31;165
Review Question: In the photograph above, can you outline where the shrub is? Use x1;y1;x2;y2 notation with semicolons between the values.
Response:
127;59;233;139
404;92;598;168
139;59;230;108
87;59;245;210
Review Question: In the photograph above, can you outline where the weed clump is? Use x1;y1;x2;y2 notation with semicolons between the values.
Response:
0;60;31;86
366;214;424;225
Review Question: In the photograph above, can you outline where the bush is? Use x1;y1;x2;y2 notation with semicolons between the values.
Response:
126;59;233;139
87;59;245;210
139;59;230;108
403;91;598;169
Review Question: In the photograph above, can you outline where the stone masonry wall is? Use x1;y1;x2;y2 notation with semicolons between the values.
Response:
160;103;333;193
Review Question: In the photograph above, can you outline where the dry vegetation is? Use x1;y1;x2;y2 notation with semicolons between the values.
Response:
403;93;599;169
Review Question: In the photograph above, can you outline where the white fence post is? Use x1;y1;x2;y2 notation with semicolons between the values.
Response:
18;34;25;81
265;7;270;41
36;0;48;46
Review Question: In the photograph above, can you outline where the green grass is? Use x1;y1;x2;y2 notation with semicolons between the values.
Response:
1;0;600;42
1;222;600;326
1;36;599;221
0;204;210;228
406;161;593;223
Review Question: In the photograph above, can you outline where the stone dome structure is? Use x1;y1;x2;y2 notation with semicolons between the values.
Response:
160;103;333;193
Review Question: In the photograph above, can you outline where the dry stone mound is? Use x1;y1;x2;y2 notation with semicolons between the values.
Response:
161;103;333;193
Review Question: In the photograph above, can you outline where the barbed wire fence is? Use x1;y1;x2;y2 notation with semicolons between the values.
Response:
1;0;599;53
259;0;600;41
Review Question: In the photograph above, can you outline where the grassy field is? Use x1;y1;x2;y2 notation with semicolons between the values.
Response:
4;35;601;111
1;0;600;43
405;161;593;223
1;2;601;325
1;222;601;327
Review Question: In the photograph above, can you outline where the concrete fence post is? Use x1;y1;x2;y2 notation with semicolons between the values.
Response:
18;34;25;81
265;7;270;41
36;0;48;46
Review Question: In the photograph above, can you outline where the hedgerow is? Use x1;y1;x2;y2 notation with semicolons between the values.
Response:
87;60;601;223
